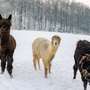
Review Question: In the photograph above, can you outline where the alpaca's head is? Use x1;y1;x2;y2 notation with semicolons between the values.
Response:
51;35;61;50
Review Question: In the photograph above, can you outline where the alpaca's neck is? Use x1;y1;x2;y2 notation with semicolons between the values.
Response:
51;44;57;54
48;45;57;62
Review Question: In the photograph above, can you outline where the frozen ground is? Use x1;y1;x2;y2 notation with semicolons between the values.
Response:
0;30;90;90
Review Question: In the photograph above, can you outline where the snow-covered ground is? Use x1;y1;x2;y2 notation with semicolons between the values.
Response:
0;30;90;90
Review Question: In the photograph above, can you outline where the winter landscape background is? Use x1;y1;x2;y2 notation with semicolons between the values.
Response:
0;0;90;34
0;0;90;90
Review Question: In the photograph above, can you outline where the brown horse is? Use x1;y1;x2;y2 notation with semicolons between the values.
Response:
0;14;16;78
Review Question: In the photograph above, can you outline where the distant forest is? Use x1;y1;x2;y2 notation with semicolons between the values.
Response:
1;0;90;34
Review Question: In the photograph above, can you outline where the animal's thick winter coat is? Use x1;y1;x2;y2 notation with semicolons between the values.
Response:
32;35;61;78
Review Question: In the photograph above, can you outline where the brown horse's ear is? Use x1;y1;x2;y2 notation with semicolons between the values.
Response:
0;14;2;19
8;14;12;21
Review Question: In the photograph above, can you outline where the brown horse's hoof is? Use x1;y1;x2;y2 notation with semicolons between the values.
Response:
10;75;13;79
0;71;4;74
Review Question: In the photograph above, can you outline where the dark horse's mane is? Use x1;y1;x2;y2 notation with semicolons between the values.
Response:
0;14;16;78
76;40;90;54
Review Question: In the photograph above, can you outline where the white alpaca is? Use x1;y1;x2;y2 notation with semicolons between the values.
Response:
32;35;61;78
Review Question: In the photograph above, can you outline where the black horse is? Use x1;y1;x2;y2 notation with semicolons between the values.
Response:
73;40;90;90
0;14;16;78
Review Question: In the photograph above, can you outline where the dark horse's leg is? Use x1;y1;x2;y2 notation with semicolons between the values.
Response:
7;56;13;78
73;52;81;79
73;58;79;79
83;80;87;90
73;64;78;79
1;56;6;74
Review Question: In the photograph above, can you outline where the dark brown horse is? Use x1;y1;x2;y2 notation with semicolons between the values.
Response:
0;14;16;78
73;40;90;90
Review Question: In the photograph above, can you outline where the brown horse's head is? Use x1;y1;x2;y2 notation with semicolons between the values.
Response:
0;14;12;43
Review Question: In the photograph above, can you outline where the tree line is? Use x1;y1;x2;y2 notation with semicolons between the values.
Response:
2;0;90;34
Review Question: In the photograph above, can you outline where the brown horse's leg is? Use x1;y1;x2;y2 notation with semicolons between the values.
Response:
1;57;6;74
7;56;13;78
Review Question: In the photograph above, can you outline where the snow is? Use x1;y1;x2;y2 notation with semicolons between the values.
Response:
0;30;90;90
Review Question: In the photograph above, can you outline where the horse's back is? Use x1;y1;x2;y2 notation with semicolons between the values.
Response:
74;40;90;62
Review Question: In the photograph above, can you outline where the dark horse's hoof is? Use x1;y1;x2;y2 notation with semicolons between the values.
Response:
73;76;76;79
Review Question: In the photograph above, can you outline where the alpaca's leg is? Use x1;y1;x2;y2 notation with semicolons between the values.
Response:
33;54;37;70
49;63;51;74
37;59;40;70
1;57;6;74
7;56;13;78
44;66;48;78
44;62;49;78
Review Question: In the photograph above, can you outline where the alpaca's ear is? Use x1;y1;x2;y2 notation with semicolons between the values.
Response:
8;14;12;21
0;14;2;19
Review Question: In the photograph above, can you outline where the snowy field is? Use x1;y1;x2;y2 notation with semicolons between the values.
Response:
0;30;90;90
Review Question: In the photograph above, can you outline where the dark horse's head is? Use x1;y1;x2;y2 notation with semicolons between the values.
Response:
0;14;12;43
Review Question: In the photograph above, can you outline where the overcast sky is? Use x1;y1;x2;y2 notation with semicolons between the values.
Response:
0;0;13;14
0;0;90;12
42;0;90;7
75;0;90;7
